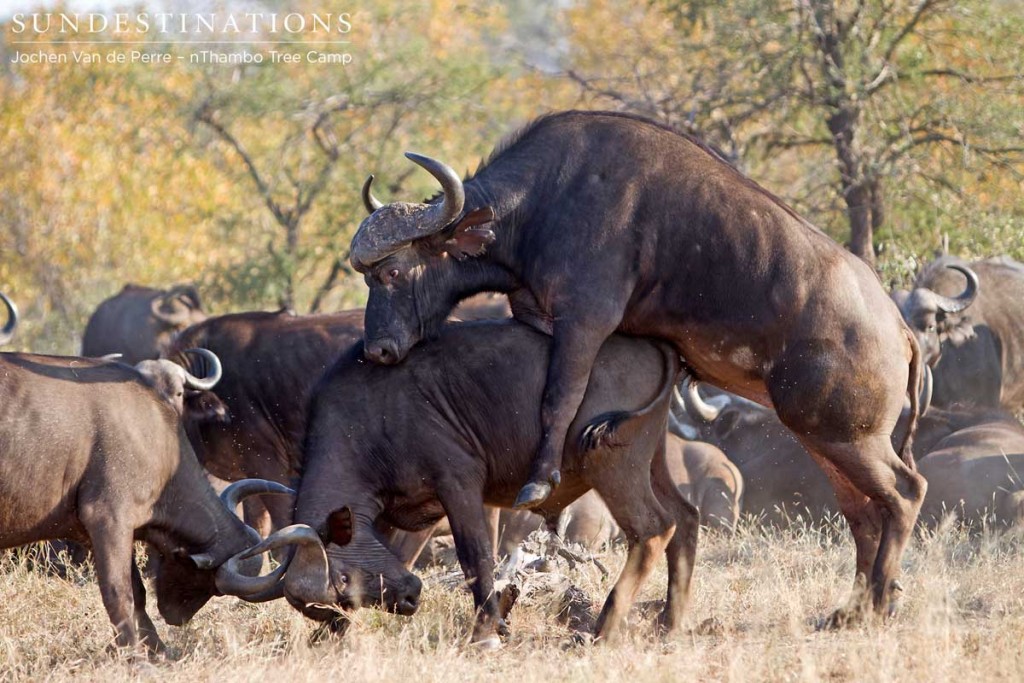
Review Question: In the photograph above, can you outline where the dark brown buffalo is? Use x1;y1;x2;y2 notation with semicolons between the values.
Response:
235;321;698;646
166;309;365;536
166;298;508;540
896;256;1024;410
350;111;925;621
82;284;206;364
0;298;287;651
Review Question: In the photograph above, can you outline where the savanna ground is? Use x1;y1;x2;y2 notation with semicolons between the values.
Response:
3;516;1023;682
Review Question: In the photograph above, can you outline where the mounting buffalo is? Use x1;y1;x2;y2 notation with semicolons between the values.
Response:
232;321;698;646
82;284;206;364
0;296;289;651
350;110;925;621
895;256;1024;410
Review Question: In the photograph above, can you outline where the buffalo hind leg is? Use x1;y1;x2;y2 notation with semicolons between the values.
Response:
650;441;700;633
805;435;926;623
592;478;676;642
516;314;621;508
439;484;505;646
130;557;164;653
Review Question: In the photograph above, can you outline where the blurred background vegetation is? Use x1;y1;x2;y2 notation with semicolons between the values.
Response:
1;0;1022;353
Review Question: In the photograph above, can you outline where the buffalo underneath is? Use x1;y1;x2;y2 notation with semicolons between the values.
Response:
235;321;697;646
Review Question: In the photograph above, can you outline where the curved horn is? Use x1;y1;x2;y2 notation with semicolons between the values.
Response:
361;175;383;215
0;292;19;346
676;376;721;423
214;545;292;598
220;479;295;517
933;264;979;314
405;152;465;230
98;353;123;362
180;348;223;391
919;364;933;417
151;293;194;327
227;524;332;606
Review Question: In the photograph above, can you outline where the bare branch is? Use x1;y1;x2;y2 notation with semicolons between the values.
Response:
195;102;292;228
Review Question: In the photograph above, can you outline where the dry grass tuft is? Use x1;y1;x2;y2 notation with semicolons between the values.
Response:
3;519;1024;681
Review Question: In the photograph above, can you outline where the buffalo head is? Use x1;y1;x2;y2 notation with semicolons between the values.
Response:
898;264;979;365
134;348;223;415
151;285;206;330
154;479;294;624
220;507;422;625
350;154;501;365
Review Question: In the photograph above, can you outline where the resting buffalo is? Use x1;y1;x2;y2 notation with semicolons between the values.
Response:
350;111;925;620
234;321;697;646
913;408;1024;528
82;284;206;364
680;381;838;523
557;431;743;550
896;257;1024;410
0;296;287;651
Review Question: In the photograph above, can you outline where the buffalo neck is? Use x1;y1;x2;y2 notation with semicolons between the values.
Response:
461;153;551;279
147;438;251;560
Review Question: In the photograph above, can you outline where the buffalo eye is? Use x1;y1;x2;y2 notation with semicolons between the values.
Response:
926;324;937;333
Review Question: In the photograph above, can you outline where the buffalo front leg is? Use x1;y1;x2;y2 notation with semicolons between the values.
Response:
130;557;164;654
515;316;622;509
82;514;141;650
440;486;504;646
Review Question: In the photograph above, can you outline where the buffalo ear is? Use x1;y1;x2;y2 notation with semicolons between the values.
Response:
443;207;496;260
174;547;215;570
938;313;977;346
185;391;230;424
326;507;355;547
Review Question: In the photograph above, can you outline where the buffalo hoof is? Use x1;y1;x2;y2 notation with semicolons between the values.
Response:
472;635;502;650
513;482;552;509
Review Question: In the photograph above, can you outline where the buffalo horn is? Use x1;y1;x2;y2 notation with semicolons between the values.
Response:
228;524;331;606
180;348;223;391
920;364;933;417
404;152;465;232
361;175;383;215
0;292;19;346
677;376;721;423
214;545;292;598
220;479;295;518
932;264;979;314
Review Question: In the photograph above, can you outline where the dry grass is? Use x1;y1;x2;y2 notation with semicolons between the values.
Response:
3;518;1024;682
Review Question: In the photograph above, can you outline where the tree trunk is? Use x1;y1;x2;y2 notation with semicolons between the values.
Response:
826;105;875;268
844;182;875;268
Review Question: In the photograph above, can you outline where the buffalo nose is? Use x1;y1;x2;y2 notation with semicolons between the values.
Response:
364;339;401;366
392;576;422;616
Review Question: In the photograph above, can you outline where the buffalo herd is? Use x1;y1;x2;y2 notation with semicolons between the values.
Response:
2;110;1024;653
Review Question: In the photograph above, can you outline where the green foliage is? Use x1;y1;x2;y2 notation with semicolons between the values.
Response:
0;0;1021;352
